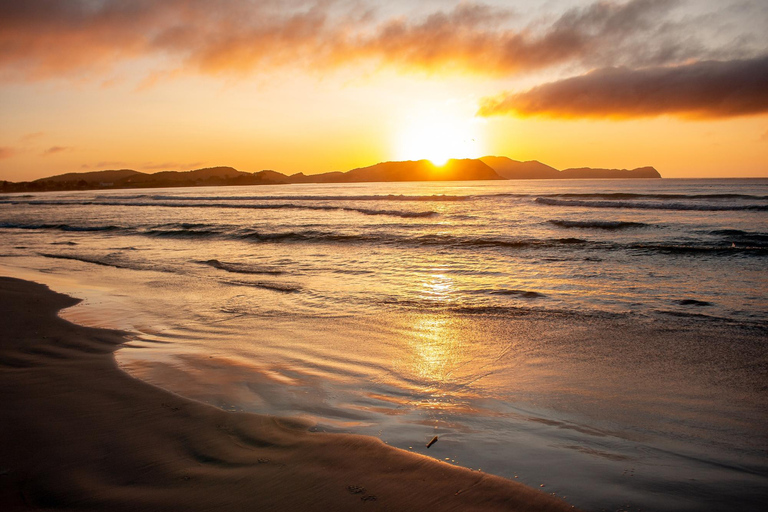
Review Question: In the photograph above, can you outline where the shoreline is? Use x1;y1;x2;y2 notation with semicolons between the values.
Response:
0;276;575;511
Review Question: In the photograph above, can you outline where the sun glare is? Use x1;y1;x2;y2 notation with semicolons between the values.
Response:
396;110;483;166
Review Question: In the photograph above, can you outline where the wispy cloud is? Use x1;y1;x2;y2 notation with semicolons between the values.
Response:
478;55;768;119
20;131;45;142
41;146;74;156
139;162;203;171
81;160;128;169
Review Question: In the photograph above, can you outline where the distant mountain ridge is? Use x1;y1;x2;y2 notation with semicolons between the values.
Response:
1;157;660;193
480;156;661;180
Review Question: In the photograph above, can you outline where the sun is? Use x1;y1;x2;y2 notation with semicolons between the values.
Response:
395;110;482;166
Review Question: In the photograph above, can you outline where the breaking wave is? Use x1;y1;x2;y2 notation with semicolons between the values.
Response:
536;197;768;211
0;199;437;219
549;220;648;230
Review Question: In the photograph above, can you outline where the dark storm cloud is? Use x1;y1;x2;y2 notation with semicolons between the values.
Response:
478;55;768;119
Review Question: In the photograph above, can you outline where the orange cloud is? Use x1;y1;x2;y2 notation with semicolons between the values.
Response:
20;131;45;142
42;146;74;156
478;55;768;119
139;162;204;171
0;0;713;81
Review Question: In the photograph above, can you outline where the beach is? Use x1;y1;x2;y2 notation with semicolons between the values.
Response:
1;179;766;511
0;276;575;511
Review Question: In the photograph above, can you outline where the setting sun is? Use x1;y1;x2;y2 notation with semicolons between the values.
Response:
395;110;483;166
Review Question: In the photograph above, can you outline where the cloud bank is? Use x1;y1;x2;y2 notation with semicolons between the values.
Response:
1;0;765;120
478;55;768;119
0;0;736;80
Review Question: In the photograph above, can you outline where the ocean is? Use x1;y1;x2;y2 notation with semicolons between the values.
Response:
1;178;766;511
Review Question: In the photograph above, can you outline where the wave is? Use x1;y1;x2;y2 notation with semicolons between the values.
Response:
10;221;767;258
94;194;149;200
490;192;768;200
543;192;768;200
535;197;768;211
353;208;436;218
199;259;286;275
38;252;129;269
148;194;467;202
2;219;587;250
144;227;222;238
629;243;768;256
549;219;648;230
677;299;712;307
488;289;545;298
0;222;119;232
0;199;436;219
219;279;301;293
709;229;768;247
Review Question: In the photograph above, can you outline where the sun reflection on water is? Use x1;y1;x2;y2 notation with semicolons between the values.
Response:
410;315;455;383
420;272;453;302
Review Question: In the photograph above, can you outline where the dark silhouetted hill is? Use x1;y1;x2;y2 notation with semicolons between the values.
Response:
1;156;661;193
340;159;502;182
480;156;560;179
481;156;660;179
119;166;250;186
36;169;145;184
559;166;661;179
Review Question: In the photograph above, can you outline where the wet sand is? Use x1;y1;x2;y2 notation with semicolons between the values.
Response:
0;277;574;511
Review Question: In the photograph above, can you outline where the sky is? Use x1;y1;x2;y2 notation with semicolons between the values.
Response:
0;0;767;181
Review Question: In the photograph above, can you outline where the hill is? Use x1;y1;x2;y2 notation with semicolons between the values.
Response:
480;157;560;179
480;156;660;179
35;169;145;184
1;157;661;193
341;159;502;182
559;166;662;179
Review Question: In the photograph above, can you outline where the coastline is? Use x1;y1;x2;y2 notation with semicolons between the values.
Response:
0;276;575;511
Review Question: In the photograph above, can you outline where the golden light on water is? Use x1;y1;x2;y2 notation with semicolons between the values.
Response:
404;272;464;386
408;315;463;385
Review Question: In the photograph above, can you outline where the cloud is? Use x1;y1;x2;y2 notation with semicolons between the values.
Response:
20;131;45;142
140;162;203;171
41;146;74;156
0;0;739;82
478;55;768;119
81;160;129;169
0;146;15;159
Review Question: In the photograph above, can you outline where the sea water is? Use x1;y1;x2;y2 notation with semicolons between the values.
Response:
1;178;766;511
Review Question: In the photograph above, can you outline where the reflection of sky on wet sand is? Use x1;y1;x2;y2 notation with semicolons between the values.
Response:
29;260;765;512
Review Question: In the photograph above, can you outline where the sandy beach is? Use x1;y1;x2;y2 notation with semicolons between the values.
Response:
0;276;575;511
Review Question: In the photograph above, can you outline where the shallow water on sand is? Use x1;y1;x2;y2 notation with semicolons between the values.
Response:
2;179;767;510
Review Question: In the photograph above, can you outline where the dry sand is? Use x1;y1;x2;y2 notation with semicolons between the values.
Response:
0;277;576;511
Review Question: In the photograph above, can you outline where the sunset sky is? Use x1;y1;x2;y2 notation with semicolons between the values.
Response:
1;0;767;181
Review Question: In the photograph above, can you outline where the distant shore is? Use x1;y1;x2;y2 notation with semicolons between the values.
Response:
0;157;660;194
0;276;574;511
